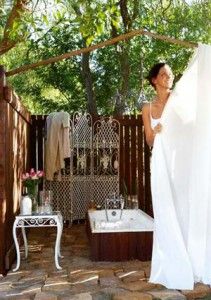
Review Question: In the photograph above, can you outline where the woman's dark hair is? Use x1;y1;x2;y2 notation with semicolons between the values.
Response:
147;62;167;88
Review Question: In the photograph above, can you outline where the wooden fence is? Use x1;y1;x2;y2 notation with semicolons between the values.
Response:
31;115;152;216
0;66;32;275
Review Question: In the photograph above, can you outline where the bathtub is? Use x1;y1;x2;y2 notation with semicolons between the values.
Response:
88;209;154;233
86;209;153;261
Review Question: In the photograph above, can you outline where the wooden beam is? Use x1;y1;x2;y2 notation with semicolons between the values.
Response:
6;29;198;77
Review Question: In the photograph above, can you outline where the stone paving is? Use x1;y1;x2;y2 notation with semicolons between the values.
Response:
1;222;211;299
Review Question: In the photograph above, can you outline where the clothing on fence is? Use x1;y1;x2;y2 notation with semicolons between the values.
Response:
150;43;211;289
45;112;71;180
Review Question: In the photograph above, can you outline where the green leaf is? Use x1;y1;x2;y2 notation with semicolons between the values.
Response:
86;35;94;46
96;23;104;35
42;14;49;25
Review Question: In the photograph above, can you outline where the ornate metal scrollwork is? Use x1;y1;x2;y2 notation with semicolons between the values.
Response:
92;117;120;208
17;217;57;227
45;113;120;222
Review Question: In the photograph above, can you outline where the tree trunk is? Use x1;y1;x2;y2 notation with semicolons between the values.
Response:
81;51;97;115
113;44;130;115
113;0;131;116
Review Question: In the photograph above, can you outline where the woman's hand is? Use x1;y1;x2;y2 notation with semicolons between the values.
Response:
153;123;162;136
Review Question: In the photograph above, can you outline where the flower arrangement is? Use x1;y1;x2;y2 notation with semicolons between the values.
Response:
22;168;44;196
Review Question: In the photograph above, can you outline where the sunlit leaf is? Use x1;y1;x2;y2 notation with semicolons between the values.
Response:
86;35;94;46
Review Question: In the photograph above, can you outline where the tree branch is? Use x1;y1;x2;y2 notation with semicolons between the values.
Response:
6;29;198;77
0;0;31;55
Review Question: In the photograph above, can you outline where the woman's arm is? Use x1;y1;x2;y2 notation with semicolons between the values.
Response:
142;104;162;147
142;104;155;147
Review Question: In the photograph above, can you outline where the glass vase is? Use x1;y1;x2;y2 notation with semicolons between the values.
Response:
27;185;39;214
39;190;53;214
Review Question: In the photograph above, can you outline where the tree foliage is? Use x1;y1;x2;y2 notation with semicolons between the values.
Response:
0;0;210;115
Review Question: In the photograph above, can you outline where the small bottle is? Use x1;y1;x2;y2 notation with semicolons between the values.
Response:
21;187;32;215
131;196;139;210
88;200;96;210
96;205;101;210
119;194;125;210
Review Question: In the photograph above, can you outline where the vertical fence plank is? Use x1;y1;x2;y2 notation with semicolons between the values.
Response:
37;116;46;171
130;116;137;194
144;139;152;216
30;115;46;172
123;116;131;195
0;66;6;274
137;115;144;210
30;116;37;170
119;121;124;194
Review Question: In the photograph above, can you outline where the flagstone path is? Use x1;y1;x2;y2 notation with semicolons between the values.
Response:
1;223;211;299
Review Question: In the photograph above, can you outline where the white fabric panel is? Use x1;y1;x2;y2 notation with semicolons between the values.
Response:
150;44;211;289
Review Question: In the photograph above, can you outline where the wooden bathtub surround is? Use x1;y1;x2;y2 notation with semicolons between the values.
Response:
86;210;153;262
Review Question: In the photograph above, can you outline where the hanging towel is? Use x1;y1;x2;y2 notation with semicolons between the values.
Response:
150;43;211;289
45;112;70;180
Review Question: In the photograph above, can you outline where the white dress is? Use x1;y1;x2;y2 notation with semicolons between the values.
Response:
150;102;161;130
149;43;211;290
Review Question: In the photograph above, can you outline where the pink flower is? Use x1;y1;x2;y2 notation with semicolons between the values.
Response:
21;168;44;197
22;174;27;180
29;168;36;177
22;169;44;182
37;170;44;178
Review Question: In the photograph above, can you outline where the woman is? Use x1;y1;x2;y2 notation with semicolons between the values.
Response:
141;46;211;290
142;62;174;146
142;61;194;290
141;62;192;288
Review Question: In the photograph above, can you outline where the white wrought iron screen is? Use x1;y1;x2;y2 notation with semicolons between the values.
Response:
92;117;119;208
45;113;120;222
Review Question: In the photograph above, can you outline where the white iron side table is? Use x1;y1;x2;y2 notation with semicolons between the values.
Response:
13;211;63;271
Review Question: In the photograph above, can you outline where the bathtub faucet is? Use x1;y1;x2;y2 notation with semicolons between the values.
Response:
105;193;125;221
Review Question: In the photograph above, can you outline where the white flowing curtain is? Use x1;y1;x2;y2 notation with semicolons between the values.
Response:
150;44;211;289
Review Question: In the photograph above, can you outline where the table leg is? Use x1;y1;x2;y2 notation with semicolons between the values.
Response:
13;220;20;272
55;218;62;270
21;227;28;258
58;220;64;258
